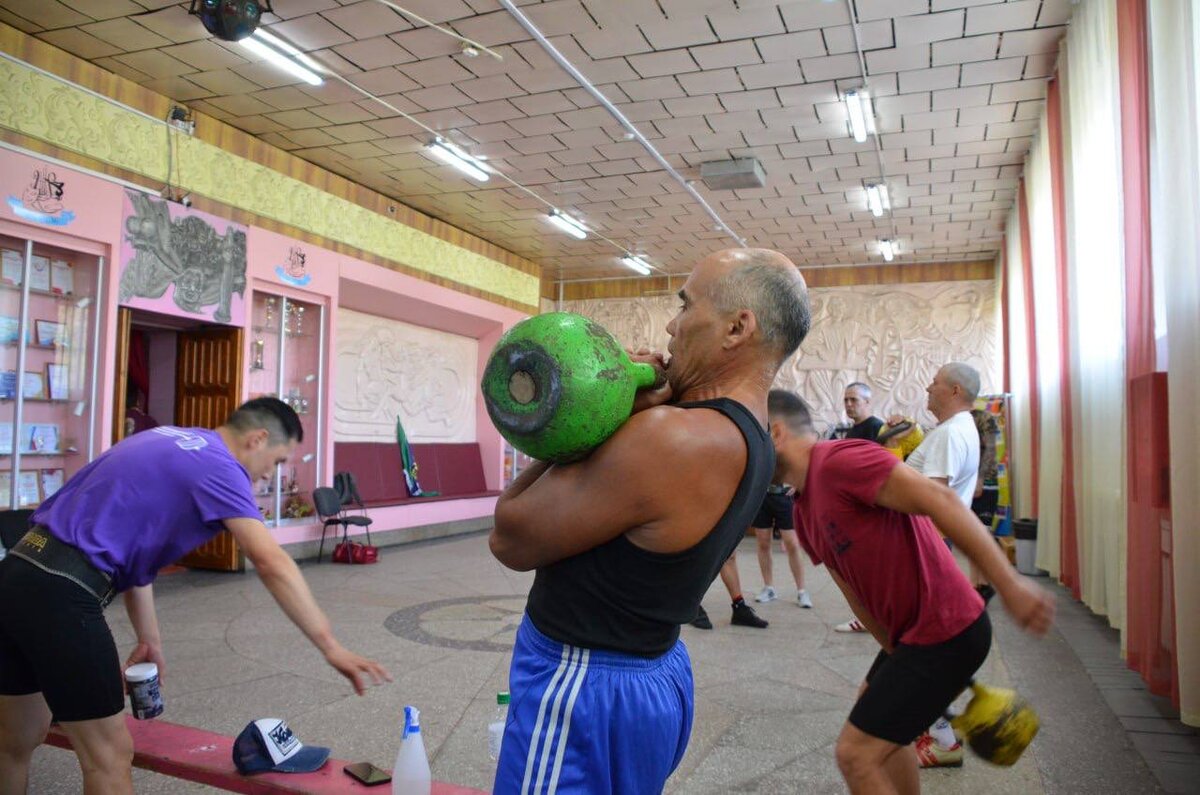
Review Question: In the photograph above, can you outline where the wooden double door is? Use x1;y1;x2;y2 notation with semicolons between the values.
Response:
114;308;245;571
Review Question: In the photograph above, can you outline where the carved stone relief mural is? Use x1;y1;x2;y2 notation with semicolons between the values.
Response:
561;280;999;432
334;309;477;443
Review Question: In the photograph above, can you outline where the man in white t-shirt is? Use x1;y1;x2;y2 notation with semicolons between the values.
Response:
904;363;981;505
888;362;983;769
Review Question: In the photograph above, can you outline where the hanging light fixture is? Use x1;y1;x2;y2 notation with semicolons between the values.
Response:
865;183;890;217
425;138;490;182
547;210;588;240
844;88;876;143
240;30;323;86
879;239;897;262
620;255;651;275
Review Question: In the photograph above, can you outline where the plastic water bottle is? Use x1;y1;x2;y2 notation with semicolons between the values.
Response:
392;705;431;795
488;692;510;761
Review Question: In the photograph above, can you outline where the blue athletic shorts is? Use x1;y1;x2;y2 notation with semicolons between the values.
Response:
494;615;694;795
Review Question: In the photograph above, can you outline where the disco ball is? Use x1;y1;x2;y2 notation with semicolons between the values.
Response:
189;0;272;42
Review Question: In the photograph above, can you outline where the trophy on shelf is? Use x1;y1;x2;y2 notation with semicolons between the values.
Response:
294;305;305;336
264;297;276;327
252;338;265;370
299;395;309;415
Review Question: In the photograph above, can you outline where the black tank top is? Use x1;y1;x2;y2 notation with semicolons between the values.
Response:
524;397;775;657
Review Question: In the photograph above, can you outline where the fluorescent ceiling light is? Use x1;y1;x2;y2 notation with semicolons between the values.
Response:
240;35;323;86
844;89;876;143
548;210;587;239
865;183;890;217
426;138;489;182
620;255;651;275
254;30;324;73
879;239;897;262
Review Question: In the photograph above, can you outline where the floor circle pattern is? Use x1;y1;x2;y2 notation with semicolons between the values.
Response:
384;595;527;652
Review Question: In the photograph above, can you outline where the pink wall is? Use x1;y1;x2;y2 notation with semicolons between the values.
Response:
2;146;530;548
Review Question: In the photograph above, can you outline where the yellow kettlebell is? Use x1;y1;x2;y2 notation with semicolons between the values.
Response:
950;680;1040;766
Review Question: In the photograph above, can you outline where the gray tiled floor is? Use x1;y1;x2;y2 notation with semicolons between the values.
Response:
25;534;1195;793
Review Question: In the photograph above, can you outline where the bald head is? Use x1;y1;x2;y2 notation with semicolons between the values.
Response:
700;248;811;360
939;362;981;401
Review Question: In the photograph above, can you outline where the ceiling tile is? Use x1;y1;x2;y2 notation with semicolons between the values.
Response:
737;60;803;90
263;15;354;50
398;57;474;87
253;86;323;111
689;40;762;70
620;76;687;102
754;30;826;63
387;27;463;59
320;2;411;38
81;16;174;50
573;28;654;60
800;53;861;82
855;0;928;22
998;27;1065;58
778;0;850;30
162;40;248;71
895;9;966;46
140;76;210;102
332;36;415;70
719;87;780;112
3;0;89;28
678;68;745;96
457;74;526;102
866;45;931;74
958;103;1014;125
113;49;194;79
638;15;719;50
406;85;474;110
186;68;264;95
461;99;525;124
451;10;530;47
627;50;702;79
932;85;992;110
932;34;999;66
823;20;893;54
961;57;1026;87
964;0;1040;35
708;6;786;41
989;78;1047;103
37;28;123;59
895;65;959;93
1037;0;1075;27
521;0;595;37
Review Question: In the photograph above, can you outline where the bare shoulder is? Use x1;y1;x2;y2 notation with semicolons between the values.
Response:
616;404;748;477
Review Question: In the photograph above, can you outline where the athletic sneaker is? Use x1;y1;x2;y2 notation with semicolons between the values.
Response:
731;601;769;628
755;585;778;603
915;733;964;768
834;618;867;633
690;605;713;630
797;590;813;609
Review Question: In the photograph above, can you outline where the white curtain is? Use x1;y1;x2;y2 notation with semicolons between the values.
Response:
1003;204;1035;521
1148;0;1200;728
1027;115;1063;578
1061;0;1127;631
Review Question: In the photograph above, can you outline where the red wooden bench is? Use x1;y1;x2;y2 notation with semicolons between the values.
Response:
333;442;499;508
45;716;486;794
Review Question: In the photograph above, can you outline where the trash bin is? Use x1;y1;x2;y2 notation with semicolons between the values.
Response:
1013;518;1039;575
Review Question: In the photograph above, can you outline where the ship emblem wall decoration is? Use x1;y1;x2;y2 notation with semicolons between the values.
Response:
7;167;76;226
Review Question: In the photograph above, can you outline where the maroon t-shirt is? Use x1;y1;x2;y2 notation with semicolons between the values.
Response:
793;440;984;647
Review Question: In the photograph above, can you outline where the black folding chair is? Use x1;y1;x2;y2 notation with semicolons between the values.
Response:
312;487;373;563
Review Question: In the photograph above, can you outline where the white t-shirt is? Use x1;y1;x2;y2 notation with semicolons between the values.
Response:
905;410;980;506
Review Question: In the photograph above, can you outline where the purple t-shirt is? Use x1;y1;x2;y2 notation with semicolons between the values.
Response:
31;426;262;591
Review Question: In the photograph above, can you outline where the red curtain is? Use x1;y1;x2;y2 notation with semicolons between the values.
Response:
1118;0;1178;705
127;329;150;409
1046;76;1080;597
1000;240;1011;393
1018;178;1040;511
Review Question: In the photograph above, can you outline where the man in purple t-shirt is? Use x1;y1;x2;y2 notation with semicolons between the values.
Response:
0;398;390;794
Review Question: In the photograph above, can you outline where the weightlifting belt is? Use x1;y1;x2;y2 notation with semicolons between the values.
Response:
10;526;116;607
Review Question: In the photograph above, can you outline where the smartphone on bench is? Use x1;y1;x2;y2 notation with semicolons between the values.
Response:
344;762;392;786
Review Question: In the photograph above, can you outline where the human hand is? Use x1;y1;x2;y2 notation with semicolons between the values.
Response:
1000;579;1055;637
324;646;392;695
628;347;672;413
124;641;166;689
885;414;907;426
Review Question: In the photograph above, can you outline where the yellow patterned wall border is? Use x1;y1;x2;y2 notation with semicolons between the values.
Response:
0;54;540;308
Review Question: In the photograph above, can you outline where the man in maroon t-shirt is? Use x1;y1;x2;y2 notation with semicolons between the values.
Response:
766;390;1053;794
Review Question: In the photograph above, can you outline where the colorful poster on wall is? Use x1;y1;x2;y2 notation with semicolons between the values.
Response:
975;394;1013;537
5;165;76;227
118;189;247;325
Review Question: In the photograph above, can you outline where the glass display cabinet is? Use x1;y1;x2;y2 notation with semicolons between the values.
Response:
246;291;325;528
0;233;102;511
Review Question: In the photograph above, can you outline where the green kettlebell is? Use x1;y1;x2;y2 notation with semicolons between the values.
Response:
482;312;661;463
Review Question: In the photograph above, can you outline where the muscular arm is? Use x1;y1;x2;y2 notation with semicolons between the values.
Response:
123;585;166;679
225;517;390;693
490;406;743;571
873;464;1054;635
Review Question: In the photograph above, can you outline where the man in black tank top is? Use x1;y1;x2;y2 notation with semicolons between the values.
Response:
489;249;811;795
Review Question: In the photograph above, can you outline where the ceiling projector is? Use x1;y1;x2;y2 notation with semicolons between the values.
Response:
189;0;273;42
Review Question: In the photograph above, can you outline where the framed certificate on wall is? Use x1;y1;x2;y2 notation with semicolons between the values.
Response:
40;468;65;500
